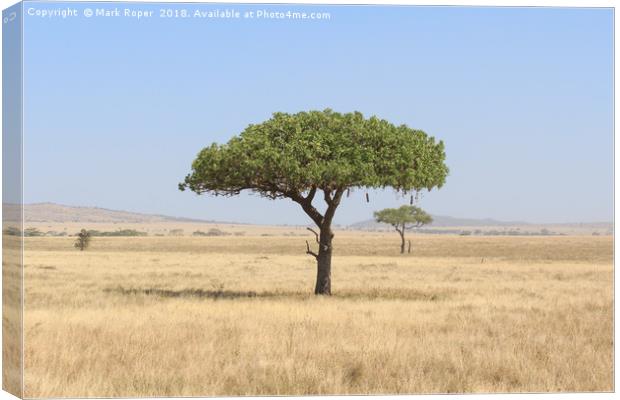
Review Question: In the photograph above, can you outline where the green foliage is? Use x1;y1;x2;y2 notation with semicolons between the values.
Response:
374;205;433;229
179;109;448;200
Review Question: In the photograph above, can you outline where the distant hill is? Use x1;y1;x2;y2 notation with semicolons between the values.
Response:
349;215;528;230
18;203;211;224
349;215;613;233
5;203;612;234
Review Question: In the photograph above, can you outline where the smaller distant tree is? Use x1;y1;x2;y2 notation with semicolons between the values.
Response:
74;229;91;251
374;205;433;254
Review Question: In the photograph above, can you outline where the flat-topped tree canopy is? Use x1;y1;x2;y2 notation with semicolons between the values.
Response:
179;109;448;202
375;205;433;228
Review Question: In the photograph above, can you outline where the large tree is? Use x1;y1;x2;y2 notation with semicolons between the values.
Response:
374;205;432;254
179;109;448;295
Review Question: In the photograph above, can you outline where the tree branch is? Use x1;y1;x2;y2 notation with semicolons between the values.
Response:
304;186;317;203
305;240;318;259
307;227;320;244
289;191;324;228
323;189;334;206
322;188;345;228
405;222;424;230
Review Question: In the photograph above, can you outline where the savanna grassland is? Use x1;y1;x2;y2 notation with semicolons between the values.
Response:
19;229;613;397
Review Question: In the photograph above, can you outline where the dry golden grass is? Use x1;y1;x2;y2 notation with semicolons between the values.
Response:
20;232;613;397
3;234;23;397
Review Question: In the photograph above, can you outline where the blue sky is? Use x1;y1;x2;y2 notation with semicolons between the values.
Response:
21;3;613;225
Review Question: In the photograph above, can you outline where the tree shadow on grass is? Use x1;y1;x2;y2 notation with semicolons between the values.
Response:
104;286;453;301
103;286;265;300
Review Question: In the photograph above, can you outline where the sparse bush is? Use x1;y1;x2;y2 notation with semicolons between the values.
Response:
3;226;21;236
207;228;230;236
169;229;184;236
24;227;44;237
73;229;91;251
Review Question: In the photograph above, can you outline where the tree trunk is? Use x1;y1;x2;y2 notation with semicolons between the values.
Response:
399;230;405;254
296;187;343;295
314;228;333;295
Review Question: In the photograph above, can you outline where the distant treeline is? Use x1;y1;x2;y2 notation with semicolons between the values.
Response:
5;226;610;238
418;228;564;236
3;227;147;237
345;227;608;236
3;227;61;237
86;229;147;237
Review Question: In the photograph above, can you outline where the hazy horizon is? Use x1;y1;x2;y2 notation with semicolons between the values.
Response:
21;4;613;225
15;201;614;226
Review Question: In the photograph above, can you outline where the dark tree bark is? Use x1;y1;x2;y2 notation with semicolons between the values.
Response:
395;223;406;254
300;187;344;295
315;228;333;295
